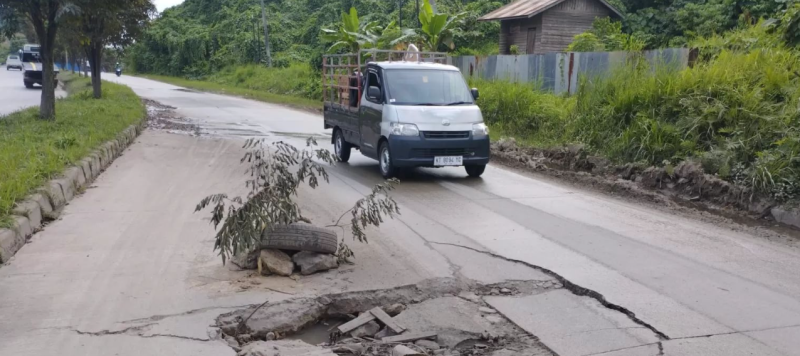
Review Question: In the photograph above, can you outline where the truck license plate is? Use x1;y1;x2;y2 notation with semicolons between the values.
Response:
434;156;463;166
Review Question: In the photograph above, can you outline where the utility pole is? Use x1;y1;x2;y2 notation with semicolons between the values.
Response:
259;0;272;67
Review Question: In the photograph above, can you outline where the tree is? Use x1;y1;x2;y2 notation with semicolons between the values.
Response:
66;0;154;98
417;0;465;51
1;0;78;120
321;7;381;53
196;138;399;264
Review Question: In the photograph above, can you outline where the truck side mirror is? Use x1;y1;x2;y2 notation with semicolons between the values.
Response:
471;88;480;100
368;86;382;101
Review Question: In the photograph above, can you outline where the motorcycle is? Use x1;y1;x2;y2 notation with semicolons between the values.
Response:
115;68;122;77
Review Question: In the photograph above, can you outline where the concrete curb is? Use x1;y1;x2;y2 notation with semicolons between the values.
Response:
0;120;146;263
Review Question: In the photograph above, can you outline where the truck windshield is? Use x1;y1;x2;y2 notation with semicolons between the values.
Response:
384;69;473;106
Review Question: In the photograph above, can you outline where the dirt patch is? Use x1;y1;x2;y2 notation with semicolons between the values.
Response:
143;99;200;135
491;138;800;240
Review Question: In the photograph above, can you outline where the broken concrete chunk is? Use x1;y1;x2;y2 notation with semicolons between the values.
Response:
381;331;437;344
478;307;497;314
260;249;294;276
375;327;397;340
232;249;259;270
484;315;504;324
499;288;512;294
338;311;377;334
415;339;441;350
13;200;42;230
391;345;424;356
332;343;366;356
224;335;240;348
383;303;407;317
369;307;405;334
457;292;480;303
350;320;380;338
237;340;336;356
292;251;338;275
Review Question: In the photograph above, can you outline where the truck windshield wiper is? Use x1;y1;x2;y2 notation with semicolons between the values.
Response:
445;101;471;106
414;103;440;106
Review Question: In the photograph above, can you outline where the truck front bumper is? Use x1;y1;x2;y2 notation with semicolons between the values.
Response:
388;135;491;168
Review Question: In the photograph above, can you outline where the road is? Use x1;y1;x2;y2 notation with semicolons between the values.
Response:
1;73;799;356
0;64;66;116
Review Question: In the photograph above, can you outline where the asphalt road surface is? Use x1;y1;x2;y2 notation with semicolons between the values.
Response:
1;73;799;356
0;64;66;116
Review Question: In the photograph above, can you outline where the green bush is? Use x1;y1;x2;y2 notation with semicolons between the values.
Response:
471;79;574;147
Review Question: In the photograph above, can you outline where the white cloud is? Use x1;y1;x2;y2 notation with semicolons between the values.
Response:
154;0;185;12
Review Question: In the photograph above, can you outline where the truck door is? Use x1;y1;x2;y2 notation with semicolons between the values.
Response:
359;67;384;159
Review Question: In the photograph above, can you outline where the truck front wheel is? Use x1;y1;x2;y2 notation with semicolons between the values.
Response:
24;81;34;89
334;129;351;163
379;141;398;179
465;164;486;178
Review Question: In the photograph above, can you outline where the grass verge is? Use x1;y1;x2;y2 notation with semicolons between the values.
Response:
0;73;145;226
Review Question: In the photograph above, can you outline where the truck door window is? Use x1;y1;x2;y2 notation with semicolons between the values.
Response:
366;71;382;103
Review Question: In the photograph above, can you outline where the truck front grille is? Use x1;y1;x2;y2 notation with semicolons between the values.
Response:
422;131;470;139
410;148;473;158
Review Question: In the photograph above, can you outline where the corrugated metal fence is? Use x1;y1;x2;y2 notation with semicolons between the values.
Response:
447;48;691;94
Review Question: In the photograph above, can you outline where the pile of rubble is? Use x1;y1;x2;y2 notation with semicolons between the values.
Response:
231;223;340;277
217;280;556;356
234;304;519;356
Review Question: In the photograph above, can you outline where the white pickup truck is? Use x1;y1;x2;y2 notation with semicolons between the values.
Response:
322;49;490;179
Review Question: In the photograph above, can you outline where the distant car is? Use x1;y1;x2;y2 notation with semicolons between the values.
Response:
6;55;22;70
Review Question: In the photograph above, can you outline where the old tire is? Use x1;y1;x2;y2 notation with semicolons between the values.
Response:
261;223;338;254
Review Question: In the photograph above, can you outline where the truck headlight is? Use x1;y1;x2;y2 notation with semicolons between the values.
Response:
390;123;420;137
472;123;489;138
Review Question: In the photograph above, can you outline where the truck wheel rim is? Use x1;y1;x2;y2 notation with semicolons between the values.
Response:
335;133;342;155
381;147;390;173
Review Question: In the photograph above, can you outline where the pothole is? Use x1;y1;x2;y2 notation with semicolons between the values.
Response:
216;277;559;356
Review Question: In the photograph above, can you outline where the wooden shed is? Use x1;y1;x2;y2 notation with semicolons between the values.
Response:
479;0;622;55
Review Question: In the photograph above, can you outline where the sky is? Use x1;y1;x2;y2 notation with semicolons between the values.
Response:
154;0;185;12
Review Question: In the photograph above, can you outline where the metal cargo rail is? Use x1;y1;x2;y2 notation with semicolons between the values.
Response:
322;49;447;112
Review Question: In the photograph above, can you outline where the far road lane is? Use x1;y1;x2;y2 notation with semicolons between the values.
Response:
0;64;66;116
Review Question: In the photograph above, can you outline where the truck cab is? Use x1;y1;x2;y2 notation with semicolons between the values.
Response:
323;50;490;178
21;44;58;89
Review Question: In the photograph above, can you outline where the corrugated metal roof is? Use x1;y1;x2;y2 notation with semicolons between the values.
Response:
478;0;622;21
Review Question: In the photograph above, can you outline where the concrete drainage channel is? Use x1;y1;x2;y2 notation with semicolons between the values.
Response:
215;277;560;356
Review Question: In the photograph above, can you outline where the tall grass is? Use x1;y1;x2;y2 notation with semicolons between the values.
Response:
0;74;145;225
474;25;800;202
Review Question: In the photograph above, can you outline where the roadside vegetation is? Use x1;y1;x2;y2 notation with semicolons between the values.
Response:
481;18;800;204
139;64;321;111
0;73;145;226
122;0;800;205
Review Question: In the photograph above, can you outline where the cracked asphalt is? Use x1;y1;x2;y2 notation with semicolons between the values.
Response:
1;74;800;355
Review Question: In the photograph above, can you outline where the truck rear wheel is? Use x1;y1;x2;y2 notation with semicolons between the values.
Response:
24;81;34;89
379;141;398;179
334;129;351;163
